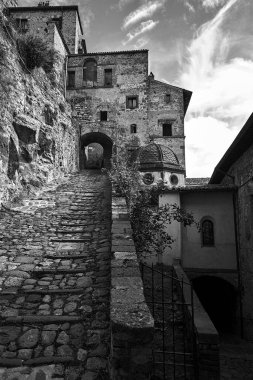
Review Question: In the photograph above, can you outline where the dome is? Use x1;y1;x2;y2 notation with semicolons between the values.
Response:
137;143;183;171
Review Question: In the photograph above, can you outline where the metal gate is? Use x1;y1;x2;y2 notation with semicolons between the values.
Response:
140;263;198;380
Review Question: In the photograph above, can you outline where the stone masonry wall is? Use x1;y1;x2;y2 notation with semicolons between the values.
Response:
67;51;149;148
0;18;78;205
8;8;81;54
220;144;253;339
110;196;154;379
148;78;186;169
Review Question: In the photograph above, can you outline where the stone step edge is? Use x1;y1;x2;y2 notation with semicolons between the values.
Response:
50;239;90;242
0;288;85;295
33;268;87;275
0;316;83;324
0;356;77;368
45;254;88;259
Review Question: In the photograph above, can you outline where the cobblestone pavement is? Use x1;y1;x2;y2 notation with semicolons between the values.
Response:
0;171;111;380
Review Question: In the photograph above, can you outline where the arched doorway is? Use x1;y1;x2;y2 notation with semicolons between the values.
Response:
192;276;238;334
80;132;113;170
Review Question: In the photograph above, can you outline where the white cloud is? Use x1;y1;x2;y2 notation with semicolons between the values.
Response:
185;0;195;12
111;0;135;11
134;37;149;49
122;0;166;30
123;20;159;45
202;0;227;9
185;116;239;177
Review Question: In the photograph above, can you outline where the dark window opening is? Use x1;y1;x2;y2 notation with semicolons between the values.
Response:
16;19;28;33
67;71;75;88
83;59;97;84
165;93;171;103
104;69;112;86
202;219;214;246
52;17;62;30
126;96;138;109
130;124;137;133
162;124;172;136
100;111;107;121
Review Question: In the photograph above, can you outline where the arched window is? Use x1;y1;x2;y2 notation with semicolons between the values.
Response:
201;219;214;246
83;59;97;84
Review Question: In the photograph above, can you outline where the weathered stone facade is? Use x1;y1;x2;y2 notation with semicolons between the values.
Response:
0;20;79;205
67;52;191;170
8;5;84;54
210;113;253;339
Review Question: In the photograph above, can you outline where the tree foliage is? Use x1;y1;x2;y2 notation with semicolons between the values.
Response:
17;34;59;73
107;143;198;259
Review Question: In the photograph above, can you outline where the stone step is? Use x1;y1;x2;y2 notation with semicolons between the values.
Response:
45;254;89;259
0;315;83;324
33;268;87;275
0;356;76;367
1;288;85;295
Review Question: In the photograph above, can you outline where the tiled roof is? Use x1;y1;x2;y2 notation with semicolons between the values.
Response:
138;143;179;166
185;178;210;186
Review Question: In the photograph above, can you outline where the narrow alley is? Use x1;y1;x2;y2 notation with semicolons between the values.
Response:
0;171;111;380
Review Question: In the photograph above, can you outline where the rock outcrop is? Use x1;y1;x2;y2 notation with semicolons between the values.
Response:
0;14;78;205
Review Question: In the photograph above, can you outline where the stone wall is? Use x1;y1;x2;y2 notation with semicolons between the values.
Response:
148;77;186;168
220;144;253;338
110;196;154;379
8;7;81;54
67;50;149;148
0;20;78;205
174;265;220;379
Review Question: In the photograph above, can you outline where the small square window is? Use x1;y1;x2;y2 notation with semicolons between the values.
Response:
100;111;108;121
16;19;28;33
130;124;137;133
67;71;75;88
126;96;138;109
165;93;171;103
104;69;112;86
163;124;172;136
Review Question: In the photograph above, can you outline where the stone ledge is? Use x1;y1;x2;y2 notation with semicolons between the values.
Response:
110;195;154;379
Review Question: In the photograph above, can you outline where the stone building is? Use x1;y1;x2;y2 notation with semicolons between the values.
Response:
210;112;253;339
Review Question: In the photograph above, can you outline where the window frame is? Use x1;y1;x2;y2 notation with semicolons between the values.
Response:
130;124;137;134
162;123;172;137
126;96;139;109
201;218;215;247
100;111;108;122
165;93;171;103
67;71;75;89
83;58;97;84
104;68;113;87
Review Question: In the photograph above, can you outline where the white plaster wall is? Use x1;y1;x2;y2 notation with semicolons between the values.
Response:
159;192;182;265
180;191;237;269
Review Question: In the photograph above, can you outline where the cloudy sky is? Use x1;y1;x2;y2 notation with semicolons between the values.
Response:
18;0;253;177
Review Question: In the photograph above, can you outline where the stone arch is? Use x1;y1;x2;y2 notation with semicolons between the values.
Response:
80;132;113;170
192;275;238;334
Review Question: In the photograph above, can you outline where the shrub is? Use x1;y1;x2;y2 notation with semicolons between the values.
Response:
106;143;198;259
17;34;60;73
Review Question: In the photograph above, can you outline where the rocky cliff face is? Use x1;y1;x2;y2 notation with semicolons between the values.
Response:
0;16;79;205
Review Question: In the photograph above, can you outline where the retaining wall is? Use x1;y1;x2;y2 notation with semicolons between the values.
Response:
174;264;220;380
110;195;154;380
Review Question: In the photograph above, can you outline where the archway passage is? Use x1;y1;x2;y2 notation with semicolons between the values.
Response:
192;276;238;334
80;132;113;170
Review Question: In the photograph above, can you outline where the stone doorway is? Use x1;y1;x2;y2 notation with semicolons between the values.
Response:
80;132;113;170
192;276;238;334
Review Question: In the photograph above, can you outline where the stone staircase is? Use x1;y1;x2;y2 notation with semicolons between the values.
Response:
0;171;111;379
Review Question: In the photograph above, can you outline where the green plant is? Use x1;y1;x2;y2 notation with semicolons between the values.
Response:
17;34;60;73
106;143;198;259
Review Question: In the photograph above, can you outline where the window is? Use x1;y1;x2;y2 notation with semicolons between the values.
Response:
165;93;171;103
201;219;214;246
126;96;138;109
104;69;112;86
170;174;179;186
163;124;172;136
130;124;137;134
52;17;62;31
100;111;107;121
16;19;28;33
67;71;75;88
83;59;97;84
143;173;154;185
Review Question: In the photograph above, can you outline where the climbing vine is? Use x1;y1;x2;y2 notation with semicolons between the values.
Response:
106;143;198;259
